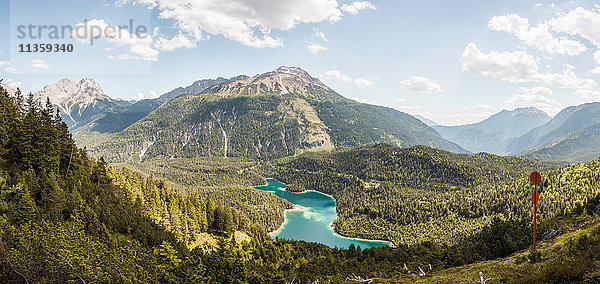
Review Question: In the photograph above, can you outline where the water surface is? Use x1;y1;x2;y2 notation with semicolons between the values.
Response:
254;178;390;249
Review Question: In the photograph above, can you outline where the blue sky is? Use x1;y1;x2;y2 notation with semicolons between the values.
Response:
1;0;600;125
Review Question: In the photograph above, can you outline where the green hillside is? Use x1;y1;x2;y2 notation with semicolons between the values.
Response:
2;84;600;283
523;123;600;163
505;102;600;157
264;144;595;245
88;67;465;162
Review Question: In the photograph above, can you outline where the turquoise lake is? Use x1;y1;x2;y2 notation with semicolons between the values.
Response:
254;178;390;249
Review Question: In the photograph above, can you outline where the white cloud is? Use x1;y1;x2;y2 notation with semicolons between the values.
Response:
354;77;374;88
129;44;159;60
319;70;353;83
72;19;158;61
0;61;18;74
30;59;50;69
507;86;562;115
134;91;159;101
307;43;328;53
397;98;407;104
549;7;600;48
488;14;586;55
461;43;540;83
592;51;600;75
154;34;196;51
313;27;329;42
575;89;600;100
461;43;597;89
461;104;497;113
108;54;140;60
399;76;443;93
341;1;376;16
395;105;424;115
130;0;343;49
5;79;22;89
350;96;383;105
319;70;374;87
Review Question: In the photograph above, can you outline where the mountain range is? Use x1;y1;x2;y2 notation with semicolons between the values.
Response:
432;107;551;155
425;103;600;163
74;66;465;162
24;66;600;163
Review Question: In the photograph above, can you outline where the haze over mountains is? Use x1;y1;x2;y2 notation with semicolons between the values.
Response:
433;107;551;155
24;66;600;164
425;103;600;163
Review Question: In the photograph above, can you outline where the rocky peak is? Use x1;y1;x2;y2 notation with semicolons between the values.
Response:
259;66;329;90
34;78;112;111
33;78;116;126
205;66;331;95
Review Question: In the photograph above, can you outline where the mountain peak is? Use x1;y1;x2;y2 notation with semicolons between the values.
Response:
205;66;331;95
266;66;329;89
511;107;548;116
34;78;115;126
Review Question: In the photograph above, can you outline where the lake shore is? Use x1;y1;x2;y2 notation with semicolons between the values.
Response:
329;222;396;248
268;204;307;236
257;178;396;247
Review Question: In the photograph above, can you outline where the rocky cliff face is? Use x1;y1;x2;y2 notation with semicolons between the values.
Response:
205;66;331;96
33;78;122;127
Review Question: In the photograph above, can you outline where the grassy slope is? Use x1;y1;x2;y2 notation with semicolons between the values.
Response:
390;216;600;283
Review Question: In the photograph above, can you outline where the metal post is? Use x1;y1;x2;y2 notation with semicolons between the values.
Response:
533;185;537;252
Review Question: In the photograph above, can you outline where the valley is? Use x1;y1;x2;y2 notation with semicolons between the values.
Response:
2;66;600;282
4;1;600;282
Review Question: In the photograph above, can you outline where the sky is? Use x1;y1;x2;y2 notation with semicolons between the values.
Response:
1;0;600;126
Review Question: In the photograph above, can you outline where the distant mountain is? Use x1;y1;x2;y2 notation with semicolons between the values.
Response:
33;78;129;128
414;115;438;126
522;123;600;163
434;107;550;154
133;75;250;110
504;102;600;157
72;76;247;147
89;66;466;162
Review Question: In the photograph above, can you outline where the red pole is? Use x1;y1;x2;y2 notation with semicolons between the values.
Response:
533;184;537;251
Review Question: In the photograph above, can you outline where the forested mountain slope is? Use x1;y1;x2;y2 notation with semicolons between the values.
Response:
1;83;599;283
523;123;600;163
265;144;598;245
72;76;247;148
89;66;465;162
434;107;550;155
505;102;600;156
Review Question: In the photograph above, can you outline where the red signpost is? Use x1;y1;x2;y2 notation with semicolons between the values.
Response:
530;171;542;251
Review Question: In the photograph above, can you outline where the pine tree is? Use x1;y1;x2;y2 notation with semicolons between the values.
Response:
9;183;37;224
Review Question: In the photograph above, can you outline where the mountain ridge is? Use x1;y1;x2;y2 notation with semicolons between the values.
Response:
33;78;126;128
87;66;467;162
434;107;550;155
504;102;600;158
